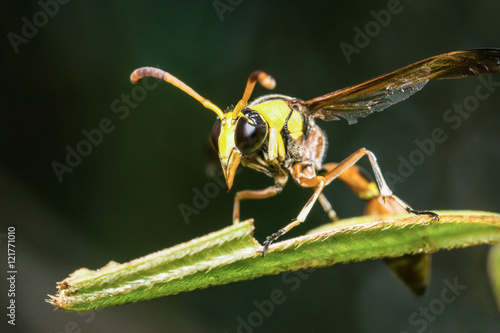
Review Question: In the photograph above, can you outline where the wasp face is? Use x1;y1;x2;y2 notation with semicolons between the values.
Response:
211;108;268;191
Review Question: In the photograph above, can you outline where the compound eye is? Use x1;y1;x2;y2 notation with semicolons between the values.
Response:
235;110;267;155
211;118;221;151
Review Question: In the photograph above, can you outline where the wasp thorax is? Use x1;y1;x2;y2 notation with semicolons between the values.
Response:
235;108;268;155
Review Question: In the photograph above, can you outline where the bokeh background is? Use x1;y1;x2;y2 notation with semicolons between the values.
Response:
2;1;500;332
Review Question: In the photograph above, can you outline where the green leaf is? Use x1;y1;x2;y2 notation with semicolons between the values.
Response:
49;211;500;312
488;243;500;313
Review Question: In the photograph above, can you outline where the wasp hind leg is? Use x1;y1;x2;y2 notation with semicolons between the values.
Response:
321;148;439;220
320;161;438;219
405;206;439;219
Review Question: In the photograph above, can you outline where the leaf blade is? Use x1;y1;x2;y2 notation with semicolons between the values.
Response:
50;211;500;311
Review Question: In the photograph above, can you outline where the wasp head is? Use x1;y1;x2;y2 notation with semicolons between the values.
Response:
129;67;275;191
211;108;269;191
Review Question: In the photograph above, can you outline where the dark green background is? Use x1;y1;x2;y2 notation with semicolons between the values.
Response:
2;1;500;332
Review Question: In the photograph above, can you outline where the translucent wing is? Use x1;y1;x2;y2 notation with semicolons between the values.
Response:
299;49;500;124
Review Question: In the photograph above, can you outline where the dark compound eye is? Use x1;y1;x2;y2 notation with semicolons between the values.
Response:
211;118;221;151
235;109;268;155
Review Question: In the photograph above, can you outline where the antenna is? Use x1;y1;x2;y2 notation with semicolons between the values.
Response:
231;71;276;120
130;67;225;119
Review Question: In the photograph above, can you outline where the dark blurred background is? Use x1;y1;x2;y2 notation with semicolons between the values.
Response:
2;1;500;332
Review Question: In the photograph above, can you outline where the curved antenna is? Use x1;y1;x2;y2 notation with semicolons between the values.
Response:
231;71;276;120
130;67;225;119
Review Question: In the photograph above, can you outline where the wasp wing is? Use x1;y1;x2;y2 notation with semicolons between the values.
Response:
300;49;500;124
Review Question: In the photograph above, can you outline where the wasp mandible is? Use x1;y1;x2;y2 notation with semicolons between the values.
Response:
131;49;500;254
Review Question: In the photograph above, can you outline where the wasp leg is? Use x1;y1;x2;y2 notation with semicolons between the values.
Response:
322;162;407;215
384;195;439;219
320;162;434;296
318;162;378;221
405;207;439;219
316;163;377;221
260;175;326;254
321;163;379;201
260;148;438;255
317;193;338;222
322;162;438;219
233;185;282;224
322;148;438;219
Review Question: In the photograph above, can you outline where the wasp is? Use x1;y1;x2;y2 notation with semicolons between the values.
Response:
131;49;500;254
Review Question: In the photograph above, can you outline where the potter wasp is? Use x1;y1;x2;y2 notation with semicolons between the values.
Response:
131;49;500;254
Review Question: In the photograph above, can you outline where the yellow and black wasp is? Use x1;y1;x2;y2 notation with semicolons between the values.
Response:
131;49;500;254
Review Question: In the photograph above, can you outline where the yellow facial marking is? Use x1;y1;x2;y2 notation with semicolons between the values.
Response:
218;115;237;160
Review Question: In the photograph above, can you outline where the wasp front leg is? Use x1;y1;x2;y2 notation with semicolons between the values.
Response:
232;127;287;224
232;185;282;224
